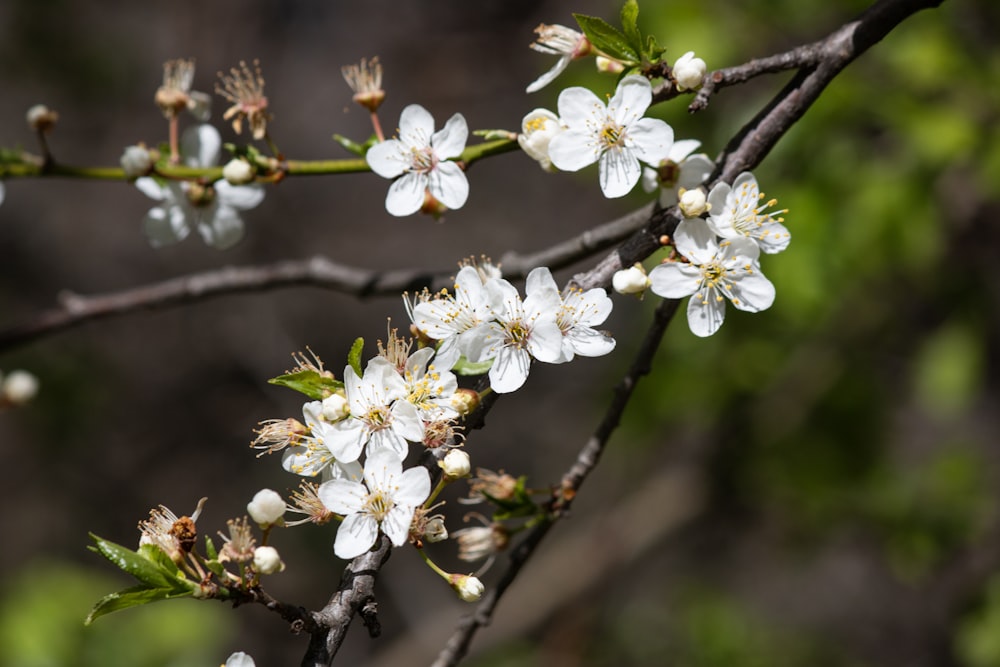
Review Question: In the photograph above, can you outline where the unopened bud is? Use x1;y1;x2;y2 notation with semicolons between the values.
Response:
678;188;709;218
2;370;39;405
673;51;707;92
26;104;58;132
595;56;625;74
247;489;285;528
253;546;285;574
121;145;154;179
612;264;650;295
450;388;481;416
222;158;255;185
321;393;349;421
440;450;471;479
449;574;485;602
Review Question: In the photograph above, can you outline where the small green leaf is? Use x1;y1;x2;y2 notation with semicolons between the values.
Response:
89;534;173;588
138;543;181;579
573;14;640;64
85;585;192;625
646;34;666;63
620;0;643;57
204;535;218;561
348;337;365;378
267;369;343;400
472;129;517;141
332;134;370;157
451;356;494;376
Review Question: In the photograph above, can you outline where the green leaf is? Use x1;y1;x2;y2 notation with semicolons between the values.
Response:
89;535;173;589
573;14;640;65
620;0;643;57
204;535;218;561
332;133;369;157
451;356;494;376
84;585;192;625
138;544;181;579
267;369;343;400
348;337;365;378
646;34;666;63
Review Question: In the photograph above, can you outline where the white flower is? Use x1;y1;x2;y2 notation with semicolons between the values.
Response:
402;347;459;421
518;108;564;172
247;489;285;528
672;51;707;92
224;651;256;667
526;24;590;93
463;275;564;394
450;574;485;602
707;171;790;254
252;546;285;574
135;124;264;249
222;158;255;185
409;265;500;370
281;400;362;479
548;75;674;198
441;449;471;479
526;267;615;362
366;104;469;216
648;219;775;337
120;145;153;179
2;370;39;405
325;357;424;463
612;265;650;295
678;188;709;218
640;139;714;206
318;447;431;559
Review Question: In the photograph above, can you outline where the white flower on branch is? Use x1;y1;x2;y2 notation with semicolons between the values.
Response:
648;219;775;337
672;51;707;92
528;267;616;362
548;75;674;198
640;139;714;207
135;124;264;250
518;108;564;172
280;400;361;480
707;171;791;254
366;104;469;216
525;24;590;93
318;447;431;560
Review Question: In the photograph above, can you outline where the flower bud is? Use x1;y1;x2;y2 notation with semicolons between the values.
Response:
424;517;449;543
518;109;563;172
224;651;256;667
595;56;625;74
440;450;471;479
450;388;481;416
247;489;285;528
678;187;709;218
120;145;154;180
26;104;58;132
222;158;255;185
253;546;285;575
321;393;349;422
449;574;485;602
612;264;650;295
673;51;707;92
2;370;39;405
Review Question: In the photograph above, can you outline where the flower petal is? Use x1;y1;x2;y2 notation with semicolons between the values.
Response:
673;218;720;266
142;205;189;247
686;288;726;337
668;139;702;163
366;139;407;179
181;124;221;168
364;447;403;491
608;75;652;127
398;104;435;149
431;113;468;160
556;86;604;129
648;262;702;299
334;512;378;559
489;347;531;393
135;177;168;201
318;479;367;515
677;154;714;191
385;172;427;217
526;55;571;94
428;161;469;211
198;205;245;250
395;465;432;507
598;147;641;198
216;182;265;210
628;118;674;166
548;129;599;172
727;270;776;313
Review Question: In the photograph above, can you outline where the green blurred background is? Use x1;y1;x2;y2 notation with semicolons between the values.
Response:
1;0;999;665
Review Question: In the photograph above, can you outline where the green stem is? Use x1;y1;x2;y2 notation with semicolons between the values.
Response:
416;547;450;581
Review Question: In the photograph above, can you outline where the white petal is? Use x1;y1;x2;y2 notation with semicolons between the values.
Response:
428;161;469;211
198;205;245;250
529;319;569;363
548;129;599;172
365;447;403;491
334;513;378;559
216;182;265;210
431;113;468;160
557;86;604;129
142;205;189;247
398;104;435;148
677;154;714;191
668;139;702;162
366;139;408;179
317;478;367;515
525;266;559;295
648;262;702;299
390;400;425;444
686;288;726;337
673;218;720;266
526;55;571;94
566;327;616;358
367;430;409;460
181;124;221;167
326;419;367;463
628;118;674;166
395;465;432;506
609;75;652;126
381;504;415;546
135;177;168;201
598;147;641;198
489;347;531;393
385;172;427;217
728;270;775;312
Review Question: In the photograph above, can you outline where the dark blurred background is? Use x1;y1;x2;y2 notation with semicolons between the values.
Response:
2;0;999;665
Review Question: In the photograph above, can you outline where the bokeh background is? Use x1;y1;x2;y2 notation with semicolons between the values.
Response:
1;0;999;665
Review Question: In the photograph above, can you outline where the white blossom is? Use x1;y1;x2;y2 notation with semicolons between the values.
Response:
672;51;707;92
640;139;714;206
247;489;285;528
526;267;615;362
678;188;709;218
612;265;650;295
366;104;469;216
317;447;431;559
252;546;285;574
648;219;775;337
441;449;471;479
401;347;459;421
707;171;790;254
548;75;674;198
526;24;590;93
518;108;564;172
135;124;264;249
281;400;362;480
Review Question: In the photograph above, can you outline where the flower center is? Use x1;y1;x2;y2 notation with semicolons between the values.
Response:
363;406;391;431
599;122;626;149
409;146;438;174
732;183;787;234
504;321;530;348
364;489;395;521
